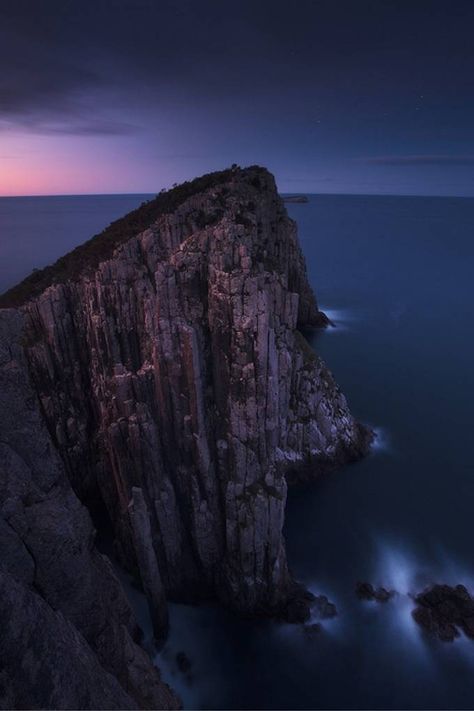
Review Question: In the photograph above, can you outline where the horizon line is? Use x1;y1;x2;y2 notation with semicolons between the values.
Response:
1;190;473;199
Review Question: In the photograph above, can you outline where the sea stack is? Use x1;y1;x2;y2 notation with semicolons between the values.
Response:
0;165;370;707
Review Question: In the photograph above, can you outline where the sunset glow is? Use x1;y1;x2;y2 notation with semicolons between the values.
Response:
1;1;473;197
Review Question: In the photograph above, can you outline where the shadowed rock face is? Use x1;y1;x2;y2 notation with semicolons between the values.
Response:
0;311;179;710
12;166;370;627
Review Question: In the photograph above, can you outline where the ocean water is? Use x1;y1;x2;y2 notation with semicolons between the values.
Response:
0;194;153;293
1;193;474;709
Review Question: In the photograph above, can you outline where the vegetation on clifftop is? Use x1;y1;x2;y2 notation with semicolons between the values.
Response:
0;165;267;309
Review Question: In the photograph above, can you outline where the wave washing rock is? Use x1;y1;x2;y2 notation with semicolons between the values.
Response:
0;165;371;706
356;581;396;603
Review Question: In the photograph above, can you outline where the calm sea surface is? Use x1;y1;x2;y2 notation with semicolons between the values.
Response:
1;193;474;709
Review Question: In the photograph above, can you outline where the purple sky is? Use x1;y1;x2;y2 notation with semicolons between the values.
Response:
1;0;473;196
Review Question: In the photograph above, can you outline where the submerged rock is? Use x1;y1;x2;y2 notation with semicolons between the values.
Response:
356;581;395;603
412;584;474;642
312;594;337;618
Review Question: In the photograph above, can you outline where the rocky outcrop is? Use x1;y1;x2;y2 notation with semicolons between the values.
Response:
0;310;179;709
312;594;337;618
1;166;370;631
356;582;396;603
412;584;474;642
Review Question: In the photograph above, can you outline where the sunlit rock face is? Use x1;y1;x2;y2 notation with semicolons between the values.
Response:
14;166;369;622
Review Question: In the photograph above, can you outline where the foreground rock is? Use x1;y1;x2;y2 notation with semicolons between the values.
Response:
412;584;474;642
0;311;179;710
356;582;396;603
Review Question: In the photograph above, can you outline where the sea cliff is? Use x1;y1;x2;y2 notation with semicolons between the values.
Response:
0;166;370;708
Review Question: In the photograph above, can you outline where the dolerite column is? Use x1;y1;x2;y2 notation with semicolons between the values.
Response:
128;486;168;638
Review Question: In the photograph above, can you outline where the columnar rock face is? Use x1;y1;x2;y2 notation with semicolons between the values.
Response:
1;166;370;631
0;310;179;710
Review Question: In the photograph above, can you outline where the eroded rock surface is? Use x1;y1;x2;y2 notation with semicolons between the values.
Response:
0;165;371;706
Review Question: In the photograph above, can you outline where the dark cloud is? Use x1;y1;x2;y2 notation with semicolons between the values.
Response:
1;0;474;135
1;0;474;195
366;155;474;166
5;115;138;137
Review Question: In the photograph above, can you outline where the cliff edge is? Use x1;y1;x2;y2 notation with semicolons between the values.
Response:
0;165;370;707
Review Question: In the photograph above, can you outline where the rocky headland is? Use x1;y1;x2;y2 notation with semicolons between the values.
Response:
0;165;371;708
281;195;309;204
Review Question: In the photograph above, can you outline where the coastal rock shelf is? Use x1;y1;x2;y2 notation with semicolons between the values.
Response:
0;166;370;708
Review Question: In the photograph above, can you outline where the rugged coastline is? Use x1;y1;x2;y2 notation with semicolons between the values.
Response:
0;166;370;708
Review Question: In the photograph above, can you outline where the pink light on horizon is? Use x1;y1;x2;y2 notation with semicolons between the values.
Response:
0;131;170;196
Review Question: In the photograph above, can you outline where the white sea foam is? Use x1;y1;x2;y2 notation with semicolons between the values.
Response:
319;307;356;331
375;541;474;598
304;582;346;639
450;633;474;667
369;541;433;660
370;426;392;455
373;542;419;594
371;540;474;664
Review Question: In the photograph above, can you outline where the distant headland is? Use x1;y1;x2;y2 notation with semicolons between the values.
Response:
281;195;309;203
